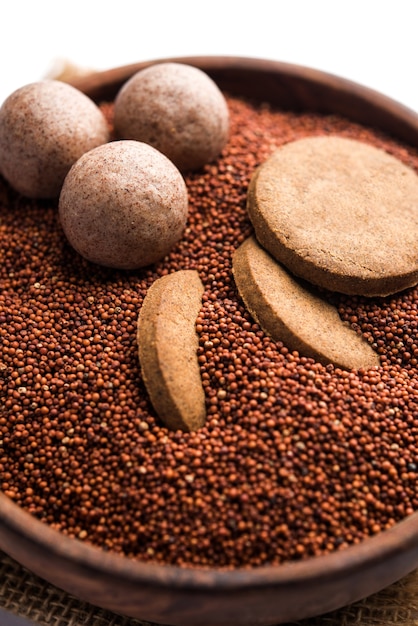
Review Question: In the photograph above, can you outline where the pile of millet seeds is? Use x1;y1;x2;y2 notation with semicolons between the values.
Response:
0;95;417;568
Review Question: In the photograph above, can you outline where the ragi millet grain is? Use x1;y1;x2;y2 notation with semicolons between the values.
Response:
0;95;417;569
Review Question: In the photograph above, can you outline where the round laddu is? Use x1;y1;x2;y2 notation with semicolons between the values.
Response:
232;236;380;370
0;80;109;198
113;62;230;171
247;136;418;296
58;140;188;270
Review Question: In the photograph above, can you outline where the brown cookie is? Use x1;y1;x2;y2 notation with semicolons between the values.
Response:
232;236;380;370
247;136;418;296
137;269;206;432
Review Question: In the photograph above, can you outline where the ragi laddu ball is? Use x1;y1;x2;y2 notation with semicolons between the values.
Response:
113;62;230;171
0;80;109;198
58;140;189;270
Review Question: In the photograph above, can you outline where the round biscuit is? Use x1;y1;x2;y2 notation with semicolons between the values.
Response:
247;136;418;296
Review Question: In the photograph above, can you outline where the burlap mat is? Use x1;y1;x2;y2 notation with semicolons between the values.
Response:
0;550;417;626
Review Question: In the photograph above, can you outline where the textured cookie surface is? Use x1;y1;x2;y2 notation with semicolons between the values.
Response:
232;236;380;370
247;136;418;296
137;270;206;432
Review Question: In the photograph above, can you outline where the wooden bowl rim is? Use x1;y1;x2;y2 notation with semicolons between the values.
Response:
70;54;418;116
1;55;418;599
2;450;418;591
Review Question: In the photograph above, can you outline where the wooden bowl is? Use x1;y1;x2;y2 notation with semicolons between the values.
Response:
0;56;417;626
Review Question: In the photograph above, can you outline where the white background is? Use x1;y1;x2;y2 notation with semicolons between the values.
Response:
0;0;417;113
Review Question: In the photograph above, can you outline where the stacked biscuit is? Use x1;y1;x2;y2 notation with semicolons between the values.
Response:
233;136;418;371
139;135;418;431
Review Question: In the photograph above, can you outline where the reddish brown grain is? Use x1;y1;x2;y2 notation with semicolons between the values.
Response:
0;96;417;569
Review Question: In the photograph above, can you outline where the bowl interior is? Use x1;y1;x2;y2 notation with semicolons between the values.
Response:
0;56;417;626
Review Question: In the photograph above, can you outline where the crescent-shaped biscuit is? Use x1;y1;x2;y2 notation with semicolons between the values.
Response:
137;269;206;431
232;236;380;370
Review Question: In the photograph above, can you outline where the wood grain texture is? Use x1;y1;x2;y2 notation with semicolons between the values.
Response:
0;547;417;625
0;492;417;626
